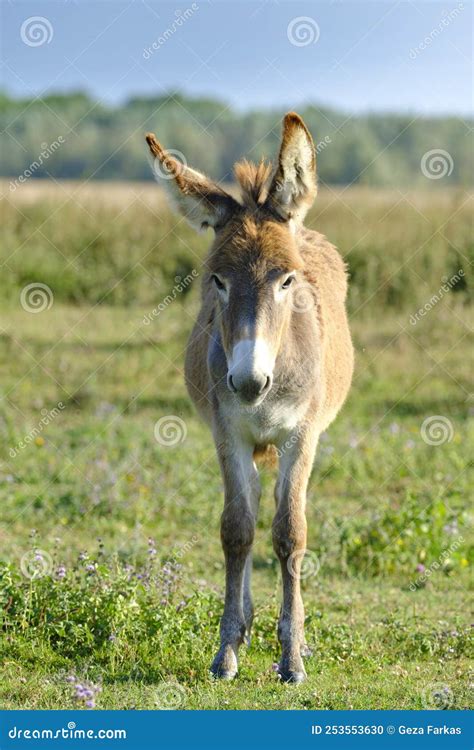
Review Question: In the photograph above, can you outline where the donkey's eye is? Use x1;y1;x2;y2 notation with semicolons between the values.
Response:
281;275;295;290
211;274;226;292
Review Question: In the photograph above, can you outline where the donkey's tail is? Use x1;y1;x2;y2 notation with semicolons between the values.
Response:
253;444;278;468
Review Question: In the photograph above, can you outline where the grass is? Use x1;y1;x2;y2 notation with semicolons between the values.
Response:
0;182;472;710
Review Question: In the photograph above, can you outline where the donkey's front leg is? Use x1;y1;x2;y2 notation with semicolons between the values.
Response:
211;437;256;679
272;425;318;683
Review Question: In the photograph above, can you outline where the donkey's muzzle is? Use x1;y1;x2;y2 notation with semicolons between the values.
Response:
227;371;272;403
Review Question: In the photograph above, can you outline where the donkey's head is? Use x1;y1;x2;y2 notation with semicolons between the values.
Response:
146;113;317;405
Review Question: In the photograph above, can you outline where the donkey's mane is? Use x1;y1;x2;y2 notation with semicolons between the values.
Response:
233;159;273;208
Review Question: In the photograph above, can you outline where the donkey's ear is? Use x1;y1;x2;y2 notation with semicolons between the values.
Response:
145;133;239;231
266;112;317;223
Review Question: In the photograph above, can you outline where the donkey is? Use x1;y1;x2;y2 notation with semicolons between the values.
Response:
146;113;353;683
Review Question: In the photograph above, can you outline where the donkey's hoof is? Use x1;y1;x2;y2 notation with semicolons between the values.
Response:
210;666;237;680
278;656;307;684
278;668;307;684
210;646;238;680
300;643;313;658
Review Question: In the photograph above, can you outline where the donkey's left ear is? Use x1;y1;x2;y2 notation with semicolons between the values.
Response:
145;133;240;231
266;112;317;224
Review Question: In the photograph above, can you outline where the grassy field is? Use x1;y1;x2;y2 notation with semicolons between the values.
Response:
0;182;472;711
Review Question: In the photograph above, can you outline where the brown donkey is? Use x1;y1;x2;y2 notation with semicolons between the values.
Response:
146;113;353;683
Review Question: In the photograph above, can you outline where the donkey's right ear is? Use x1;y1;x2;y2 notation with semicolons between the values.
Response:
145;133;239;231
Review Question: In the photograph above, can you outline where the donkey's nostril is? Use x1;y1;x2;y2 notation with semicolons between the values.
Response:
262;375;272;393
227;373;237;393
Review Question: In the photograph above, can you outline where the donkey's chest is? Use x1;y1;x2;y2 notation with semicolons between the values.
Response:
225;396;306;446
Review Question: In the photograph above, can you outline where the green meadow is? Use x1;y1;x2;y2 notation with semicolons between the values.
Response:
0;182;472;710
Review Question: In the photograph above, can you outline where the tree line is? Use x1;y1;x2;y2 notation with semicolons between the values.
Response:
1;91;472;186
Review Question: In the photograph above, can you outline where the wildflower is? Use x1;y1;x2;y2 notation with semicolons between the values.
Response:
416;563;425;573
56;565;66;579
148;538;157;556
389;422;400;435
443;521;458;535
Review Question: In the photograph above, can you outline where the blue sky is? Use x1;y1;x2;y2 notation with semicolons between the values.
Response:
2;0;472;114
